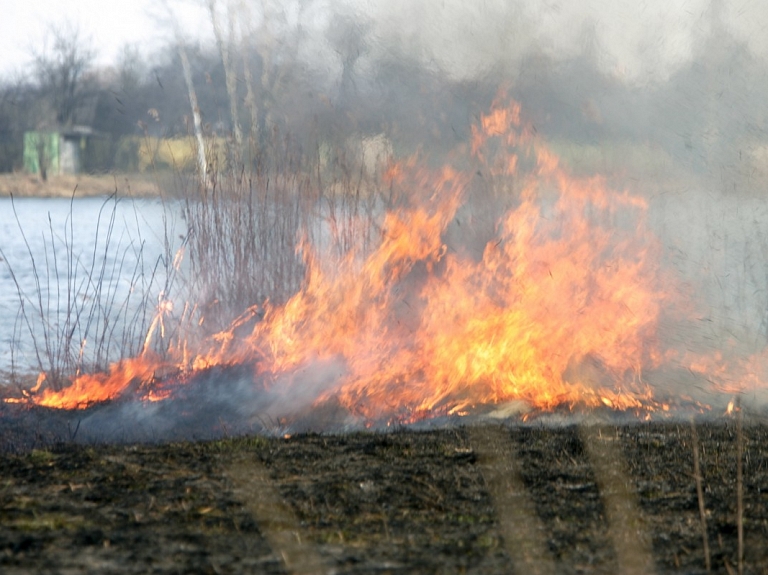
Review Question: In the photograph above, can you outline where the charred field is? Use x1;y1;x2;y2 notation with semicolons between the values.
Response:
1;402;767;575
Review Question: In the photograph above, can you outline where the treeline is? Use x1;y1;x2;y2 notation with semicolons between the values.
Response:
1;1;767;178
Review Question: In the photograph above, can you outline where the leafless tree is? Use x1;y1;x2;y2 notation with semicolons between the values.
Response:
31;22;95;127
157;0;209;186
236;0;315;152
326;9;370;105
207;0;243;147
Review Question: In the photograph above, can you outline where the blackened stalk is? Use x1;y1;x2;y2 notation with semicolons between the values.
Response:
691;420;711;572
737;396;743;575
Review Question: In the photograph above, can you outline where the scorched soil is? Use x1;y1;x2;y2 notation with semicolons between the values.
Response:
1;421;767;574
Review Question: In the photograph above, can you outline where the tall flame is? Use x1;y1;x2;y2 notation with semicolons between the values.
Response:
17;98;689;419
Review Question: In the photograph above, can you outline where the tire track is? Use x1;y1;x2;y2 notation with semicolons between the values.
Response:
226;456;330;575
469;425;557;575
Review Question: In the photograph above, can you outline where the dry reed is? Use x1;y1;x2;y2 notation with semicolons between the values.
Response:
691;420;711;572
1;191;170;390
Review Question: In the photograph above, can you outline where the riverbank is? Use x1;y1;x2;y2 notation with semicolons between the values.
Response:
0;172;166;198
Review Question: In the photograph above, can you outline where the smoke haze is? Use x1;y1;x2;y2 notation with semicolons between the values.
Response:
5;0;768;441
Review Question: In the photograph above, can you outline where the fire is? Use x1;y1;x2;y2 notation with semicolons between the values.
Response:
30;356;166;409
228;99;671;420
8;97;709;421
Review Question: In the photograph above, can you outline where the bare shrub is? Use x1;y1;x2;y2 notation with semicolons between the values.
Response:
4;127;387;393
1;193;176;390
180;132;384;332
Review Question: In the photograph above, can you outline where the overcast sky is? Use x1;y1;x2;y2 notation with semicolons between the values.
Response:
3;0;768;83
0;0;212;79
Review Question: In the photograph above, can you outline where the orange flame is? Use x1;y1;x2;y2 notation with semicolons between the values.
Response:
31;356;164;409
228;102;671;420
11;98;709;420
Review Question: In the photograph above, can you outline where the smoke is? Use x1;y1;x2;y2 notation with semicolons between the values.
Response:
339;0;768;356
9;1;768;442
337;0;768;82
59;357;350;443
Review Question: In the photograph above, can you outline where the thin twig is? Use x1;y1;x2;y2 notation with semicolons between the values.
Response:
5;193;164;392
736;396;744;575
691;420;711;572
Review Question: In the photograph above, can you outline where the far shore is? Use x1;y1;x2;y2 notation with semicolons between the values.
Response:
0;172;168;199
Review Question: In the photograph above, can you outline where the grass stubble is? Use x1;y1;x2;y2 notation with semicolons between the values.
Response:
737;398;744;575
2;422;767;573
691;418;712;572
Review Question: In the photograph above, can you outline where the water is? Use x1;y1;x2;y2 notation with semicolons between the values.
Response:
0;196;180;376
0;191;366;382
2;185;768;398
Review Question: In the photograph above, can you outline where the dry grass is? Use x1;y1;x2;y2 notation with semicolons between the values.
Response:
1;193;176;390
3;128;387;386
691;420;712;572
0;172;163;198
737;399;744;575
177;138;385;331
4;422;766;573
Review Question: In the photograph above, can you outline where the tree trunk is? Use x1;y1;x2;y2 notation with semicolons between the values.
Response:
208;0;242;150
178;43;208;186
240;29;260;158
163;0;208;188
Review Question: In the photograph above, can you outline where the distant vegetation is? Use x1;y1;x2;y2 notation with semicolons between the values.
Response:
0;0;765;185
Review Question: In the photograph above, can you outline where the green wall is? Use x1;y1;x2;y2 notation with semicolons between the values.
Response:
23;132;60;176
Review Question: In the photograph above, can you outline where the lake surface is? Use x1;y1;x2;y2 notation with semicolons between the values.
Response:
0;196;179;375
0;192;363;380
2;187;768;386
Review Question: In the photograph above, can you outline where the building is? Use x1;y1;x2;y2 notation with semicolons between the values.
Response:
23;126;95;177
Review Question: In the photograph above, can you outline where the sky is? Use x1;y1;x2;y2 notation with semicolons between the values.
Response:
0;0;212;80
4;0;768;83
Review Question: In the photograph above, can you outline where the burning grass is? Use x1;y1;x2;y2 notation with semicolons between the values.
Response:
4;97;725;422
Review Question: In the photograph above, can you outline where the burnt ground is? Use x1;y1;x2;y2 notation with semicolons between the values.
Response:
1;420;767;574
